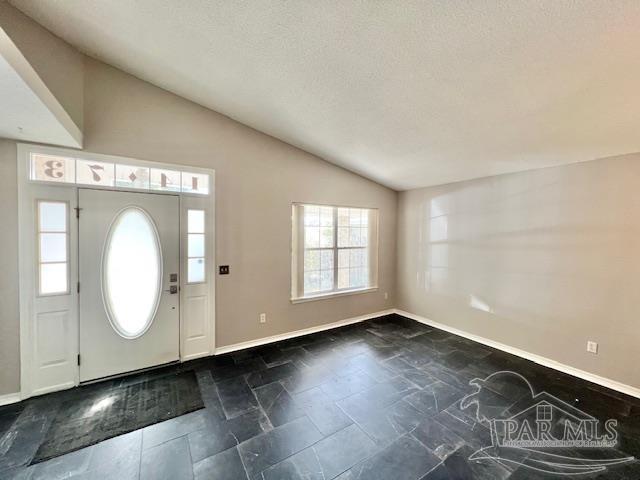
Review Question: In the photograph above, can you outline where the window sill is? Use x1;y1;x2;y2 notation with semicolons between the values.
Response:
291;287;378;304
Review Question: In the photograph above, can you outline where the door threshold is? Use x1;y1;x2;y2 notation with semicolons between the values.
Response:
79;359;181;386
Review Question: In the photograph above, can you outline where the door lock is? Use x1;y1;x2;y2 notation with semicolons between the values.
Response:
165;285;178;294
169;273;178;283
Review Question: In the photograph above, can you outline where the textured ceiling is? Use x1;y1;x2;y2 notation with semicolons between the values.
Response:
10;0;640;190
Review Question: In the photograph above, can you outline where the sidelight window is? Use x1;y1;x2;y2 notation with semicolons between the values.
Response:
37;201;69;295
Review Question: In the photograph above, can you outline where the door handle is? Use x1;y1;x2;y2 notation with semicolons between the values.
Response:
164;285;179;294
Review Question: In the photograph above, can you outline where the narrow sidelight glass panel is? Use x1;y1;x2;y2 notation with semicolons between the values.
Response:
40;263;67;294
40;233;67;263
188;210;205;233
103;207;162;338
188;233;205;258
38;201;68;295
187;209;206;283
188;258;205;283
39;202;66;232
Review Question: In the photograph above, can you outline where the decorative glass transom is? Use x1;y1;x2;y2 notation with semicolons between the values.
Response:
30;152;209;195
102;207;162;338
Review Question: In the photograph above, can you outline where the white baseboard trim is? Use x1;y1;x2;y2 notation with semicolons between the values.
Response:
0;392;21;406
395;309;640;399
215;309;395;355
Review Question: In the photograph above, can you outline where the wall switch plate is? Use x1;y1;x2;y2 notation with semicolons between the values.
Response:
384;292;388;300
587;341;598;354
259;313;266;324
219;265;230;275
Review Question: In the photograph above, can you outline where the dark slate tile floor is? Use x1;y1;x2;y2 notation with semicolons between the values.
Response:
1;313;640;479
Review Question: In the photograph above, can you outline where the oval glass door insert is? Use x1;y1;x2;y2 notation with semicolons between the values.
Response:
102;207;163;338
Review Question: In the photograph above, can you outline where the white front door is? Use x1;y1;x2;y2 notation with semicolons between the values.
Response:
79;189;180;382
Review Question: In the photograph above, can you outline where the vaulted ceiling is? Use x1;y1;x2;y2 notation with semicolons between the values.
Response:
11;0;640;190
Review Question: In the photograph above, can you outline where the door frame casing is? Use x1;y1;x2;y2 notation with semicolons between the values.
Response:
17;143;216;399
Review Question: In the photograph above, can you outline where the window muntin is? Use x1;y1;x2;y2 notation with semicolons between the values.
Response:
37;201;69;295
102;207;162;339
187;209;206;283
293;204;377;300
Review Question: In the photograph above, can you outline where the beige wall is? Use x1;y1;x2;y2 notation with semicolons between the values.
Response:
0;55;397;395
0;139;19;395
398;154;640;389
0;2;84;130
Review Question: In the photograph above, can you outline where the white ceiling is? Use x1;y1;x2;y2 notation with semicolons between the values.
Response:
11;1;640;190
0;26;82;147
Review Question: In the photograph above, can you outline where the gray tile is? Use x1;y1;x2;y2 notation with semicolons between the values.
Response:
193;446;247;480
404;389;439;417
432;406;491;451
405;381;463;416
400;350;435;369
142;410;209;450
188;407;272;463
187;424;238;464
238;416;323;478
342;398;424;446
0;404;56;471
260;447;324;480
281;366;336;394
305;401;353;437
402;369;439;389
246;363;299;389
318;372;378;401
28;446;92;480
339;434;440;480
195;370;226;421
382;356;418;374
433;444;511;480
253;382;305;427
210;358;268;383
411;417;465;461
336;377;419;416
292;387;353;436
1;467;32;480
5;314;640;480
140;436;193;480
313;424;377;479
225;408;273;441
216;376;259;419
78;430;142;480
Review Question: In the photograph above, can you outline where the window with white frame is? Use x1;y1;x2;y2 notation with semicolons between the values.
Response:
187;209;206;283
37;201;69;295
291;204;378;301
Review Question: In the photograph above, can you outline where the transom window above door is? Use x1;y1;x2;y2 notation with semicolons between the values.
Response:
291;203;379;302
29;152;210;195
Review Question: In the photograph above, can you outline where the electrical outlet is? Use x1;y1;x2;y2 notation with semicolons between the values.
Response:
587;341;598;354
259;313;267;324
384;292;388;300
